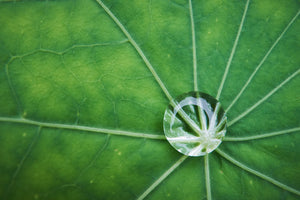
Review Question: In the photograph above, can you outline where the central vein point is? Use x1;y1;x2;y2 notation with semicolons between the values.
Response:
163;92;227;156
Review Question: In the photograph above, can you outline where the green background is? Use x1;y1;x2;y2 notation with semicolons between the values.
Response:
0;0;299;199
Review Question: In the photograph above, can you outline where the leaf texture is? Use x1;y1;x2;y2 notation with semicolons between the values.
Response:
0;0;299;199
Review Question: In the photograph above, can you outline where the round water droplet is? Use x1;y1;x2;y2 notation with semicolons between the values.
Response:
163;92;227;156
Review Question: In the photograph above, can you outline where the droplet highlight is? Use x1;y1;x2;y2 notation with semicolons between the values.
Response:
163;92;227;156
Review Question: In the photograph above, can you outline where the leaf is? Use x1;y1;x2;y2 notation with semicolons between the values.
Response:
0;0;299;199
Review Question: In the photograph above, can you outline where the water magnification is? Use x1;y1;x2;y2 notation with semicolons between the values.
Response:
163;92;227;156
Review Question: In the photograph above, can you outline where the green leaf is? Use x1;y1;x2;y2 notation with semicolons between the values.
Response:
0;0;299;199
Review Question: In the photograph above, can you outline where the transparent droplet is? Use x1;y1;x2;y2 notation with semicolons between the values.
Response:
163;92;227;156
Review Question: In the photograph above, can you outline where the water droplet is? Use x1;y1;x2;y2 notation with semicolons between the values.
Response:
163;92;227;157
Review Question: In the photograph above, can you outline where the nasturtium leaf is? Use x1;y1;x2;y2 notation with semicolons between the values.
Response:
0;0;299;200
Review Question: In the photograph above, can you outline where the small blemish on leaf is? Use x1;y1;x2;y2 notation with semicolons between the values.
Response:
34;194;39;199
114;149;122;156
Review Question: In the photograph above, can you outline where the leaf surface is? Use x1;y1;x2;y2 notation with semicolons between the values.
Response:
0;0;299;199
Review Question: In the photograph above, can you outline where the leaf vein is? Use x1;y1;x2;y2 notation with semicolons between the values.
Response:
5;59;23;116
136;155;188;200
95;0;174;102
0;117;166;140
204;154;212;200
189;0;198;91
223;127;300;142
5;126;41;199
216;0;250;100
228;68;300;126
226;9;300;112
216;149;300;196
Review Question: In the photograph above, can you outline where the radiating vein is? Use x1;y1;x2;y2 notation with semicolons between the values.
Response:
95;0;173;102
168;136;203;143
172;102;207;136
216;0;250;100
189;0;198;91
189;0;208;134
0;116;166;140
216;149;300;196
223;127;300;142
5;126;41;198
226;9;300;112
204;154;212;200
96;0;210;140
228;68;300;127
137;155;188;200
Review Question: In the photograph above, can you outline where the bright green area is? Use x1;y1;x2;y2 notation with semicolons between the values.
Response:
0;0;299;199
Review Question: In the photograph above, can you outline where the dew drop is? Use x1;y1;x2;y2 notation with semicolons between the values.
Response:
163;92;227;157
